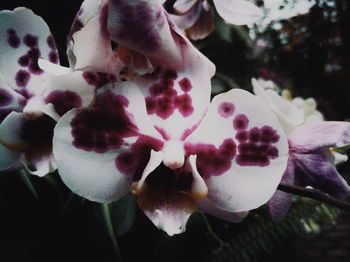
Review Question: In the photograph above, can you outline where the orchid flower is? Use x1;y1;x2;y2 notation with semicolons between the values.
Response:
52;0;288;235
252;79;350;221
170;0;263;40
53;84;288;235
0;8;106;176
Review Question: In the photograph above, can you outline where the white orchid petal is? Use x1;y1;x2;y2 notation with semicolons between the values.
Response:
198;199;248;223
213;0;263;25
53;82;163;202
186;89;288;212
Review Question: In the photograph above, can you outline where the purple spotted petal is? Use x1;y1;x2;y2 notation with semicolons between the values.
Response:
293;150;350;199
267;157;295;222
185;89;289;212
53;82;164;202
0;8;59;93
135;61;212;140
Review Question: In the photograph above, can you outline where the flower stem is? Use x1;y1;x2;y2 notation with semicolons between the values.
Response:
278;183;350;211
200;212;226;253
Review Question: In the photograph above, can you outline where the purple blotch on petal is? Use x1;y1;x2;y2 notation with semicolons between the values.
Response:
7;28;20;48
185;139;236;179
83;72;116;88
99;4;110;39
233;114;249;130
23;34;38;47
112;1;162;53
179;77;192;93
236;125;280;167
46;35;56;49
0;88;13;106
71;90;138;153
175;94;194;117
15;70;31;87
49;51;58;64
218;102;235;118
18;55;30;67
45;90;82;116
115;135;163;178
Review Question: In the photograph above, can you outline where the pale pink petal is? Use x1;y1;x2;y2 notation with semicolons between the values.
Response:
171;1;203;29
213;0;263;25
173;0;199;14
185;89;288;212
198;199;248;223
289;121;350;152
53;82;163;202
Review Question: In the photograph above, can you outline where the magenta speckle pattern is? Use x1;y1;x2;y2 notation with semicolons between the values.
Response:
185;102;281;177
186;139;237;179
145;70;194;119
83;72;116;88
71;90;139;153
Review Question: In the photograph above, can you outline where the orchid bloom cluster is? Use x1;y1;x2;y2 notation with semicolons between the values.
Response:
0;0;349;236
